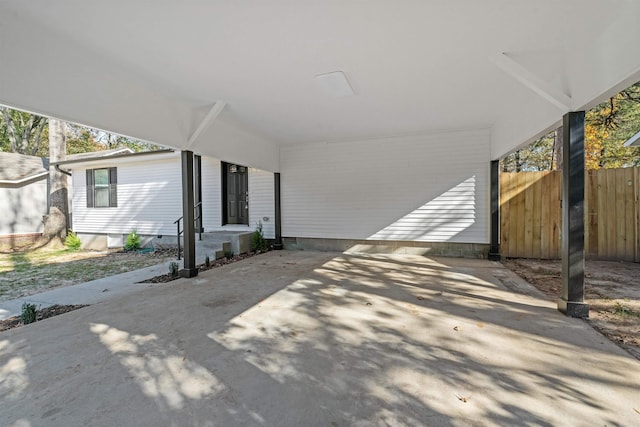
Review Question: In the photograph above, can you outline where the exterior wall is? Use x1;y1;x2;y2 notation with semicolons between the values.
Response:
248;168;275;239
0;177;47;236
70;154;275;240
71;155;183;237
280;129;490;244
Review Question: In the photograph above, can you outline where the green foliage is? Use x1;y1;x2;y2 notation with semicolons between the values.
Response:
251;221;269;252
502;81;640;172
65;229;81;251
0;107;48;155
169;262;179;278
124;231;141;252
205;255;211;267
21;302;37;324
224;250;234;260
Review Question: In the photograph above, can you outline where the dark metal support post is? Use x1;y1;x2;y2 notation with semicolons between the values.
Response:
273;172;283;250
194;154;203;234
488;159;501;261
558;111;588;317
180;150;198;278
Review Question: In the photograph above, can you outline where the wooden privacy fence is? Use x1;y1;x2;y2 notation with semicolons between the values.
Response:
500;167;640;261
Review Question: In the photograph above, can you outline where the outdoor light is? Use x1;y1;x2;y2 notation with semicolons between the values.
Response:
315;71;355;97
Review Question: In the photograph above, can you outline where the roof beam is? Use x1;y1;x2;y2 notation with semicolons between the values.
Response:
490;53;572;111
187;101;226;147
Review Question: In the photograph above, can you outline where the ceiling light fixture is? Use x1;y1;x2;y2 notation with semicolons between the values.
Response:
315;71;355;97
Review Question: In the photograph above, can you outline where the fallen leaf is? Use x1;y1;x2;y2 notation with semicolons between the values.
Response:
416;296;425;300
366;302;372;306
476;322;484;328
634;408;640;415
453;326;460;331
455;393;469;403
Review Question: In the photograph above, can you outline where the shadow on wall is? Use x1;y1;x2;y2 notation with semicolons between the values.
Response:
368;176;478;242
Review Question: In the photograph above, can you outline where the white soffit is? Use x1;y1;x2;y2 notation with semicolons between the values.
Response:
0;0;638;163
315;72;355;97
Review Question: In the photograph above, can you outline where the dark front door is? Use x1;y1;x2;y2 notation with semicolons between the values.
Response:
225;163;249;225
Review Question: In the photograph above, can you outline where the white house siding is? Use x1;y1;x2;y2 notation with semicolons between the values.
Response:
200;157;222;231
200;158;275;239
280;129;490;244
248;168;275;239
71;155;275;239
71;155;183;237
0;178;47;235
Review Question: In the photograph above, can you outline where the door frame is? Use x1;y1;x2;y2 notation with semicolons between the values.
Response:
221;161;249;226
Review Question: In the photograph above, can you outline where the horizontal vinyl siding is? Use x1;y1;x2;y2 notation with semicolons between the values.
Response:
201;157;222;231
280;129;490;243
0;179;47;235
249;168;275;239
71;157;183;236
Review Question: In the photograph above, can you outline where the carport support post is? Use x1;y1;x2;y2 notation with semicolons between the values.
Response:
558;111;588;317
488;159;500;261
273;172;283;250
180;150;198;278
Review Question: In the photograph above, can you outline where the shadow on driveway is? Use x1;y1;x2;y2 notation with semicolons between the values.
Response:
1;251;638;426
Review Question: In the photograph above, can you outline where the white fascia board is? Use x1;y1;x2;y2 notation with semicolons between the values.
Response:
61;151;179;171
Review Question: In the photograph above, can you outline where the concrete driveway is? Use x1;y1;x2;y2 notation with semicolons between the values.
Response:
1;251;638;426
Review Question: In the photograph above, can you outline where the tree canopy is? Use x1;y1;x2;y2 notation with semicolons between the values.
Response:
502;82;640;171
0;107;163;157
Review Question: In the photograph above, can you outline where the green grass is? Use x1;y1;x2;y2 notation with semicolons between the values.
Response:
0;249;176;301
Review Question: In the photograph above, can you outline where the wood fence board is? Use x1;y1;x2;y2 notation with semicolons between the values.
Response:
596;170;608;259
515;173;526;257
500;167;639;261
623;168;636;261
586;170;598;257
615;169;626;258
550;171;561;258
540;173;551;259
607;169;617;258
500;173;511;256
524;172;535;257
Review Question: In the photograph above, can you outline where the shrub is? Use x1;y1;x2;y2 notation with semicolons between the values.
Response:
205;255;211;267
251;221;269;252
224;250;234;260
65;229;81;251
21;302;37;324
125;231;141;252
169;262;179;278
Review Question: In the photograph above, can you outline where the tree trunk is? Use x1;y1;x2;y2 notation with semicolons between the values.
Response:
41;119;69;246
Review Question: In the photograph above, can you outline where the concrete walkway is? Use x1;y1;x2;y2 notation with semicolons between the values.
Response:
0;257;180;320
1;251;639;426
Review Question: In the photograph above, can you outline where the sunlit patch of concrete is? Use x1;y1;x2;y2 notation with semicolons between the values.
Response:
0;339;29;401
90;323;223;410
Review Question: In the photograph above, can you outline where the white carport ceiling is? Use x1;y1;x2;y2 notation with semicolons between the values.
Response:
1;1;640;171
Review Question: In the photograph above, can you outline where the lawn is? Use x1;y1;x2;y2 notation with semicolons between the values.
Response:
0;248;177;301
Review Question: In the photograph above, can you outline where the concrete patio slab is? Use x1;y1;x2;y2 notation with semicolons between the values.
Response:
1;251;638;426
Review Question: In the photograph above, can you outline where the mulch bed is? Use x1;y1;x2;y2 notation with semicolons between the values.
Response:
139;250;268;283
0;304;88;332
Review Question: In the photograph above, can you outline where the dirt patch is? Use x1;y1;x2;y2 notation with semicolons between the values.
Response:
0;248;178;301
503;258;640;359
0;304;88;332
